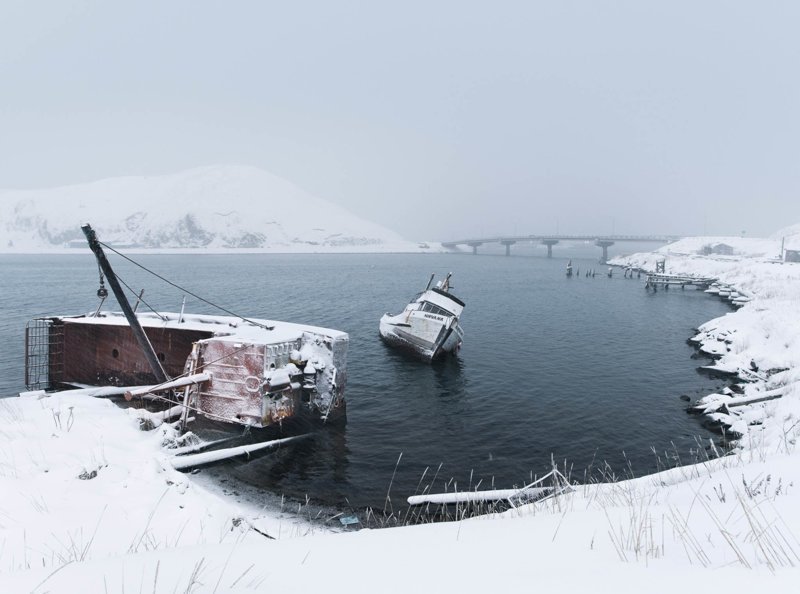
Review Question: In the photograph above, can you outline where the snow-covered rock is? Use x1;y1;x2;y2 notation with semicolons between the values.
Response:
611;229;800;451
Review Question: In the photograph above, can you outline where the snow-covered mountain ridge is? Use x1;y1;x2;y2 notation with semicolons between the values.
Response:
0;165;423;253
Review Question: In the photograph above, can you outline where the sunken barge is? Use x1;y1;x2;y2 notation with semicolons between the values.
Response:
24;225;348;429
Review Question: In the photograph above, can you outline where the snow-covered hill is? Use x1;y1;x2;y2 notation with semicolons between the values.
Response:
0;165;423;253
771;223;800;249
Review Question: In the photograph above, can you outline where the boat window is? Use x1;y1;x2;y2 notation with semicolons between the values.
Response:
421;302;451;316
112;348;119;359
157;352;166;362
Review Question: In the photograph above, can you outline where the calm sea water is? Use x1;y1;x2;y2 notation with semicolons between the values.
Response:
0;249;732;510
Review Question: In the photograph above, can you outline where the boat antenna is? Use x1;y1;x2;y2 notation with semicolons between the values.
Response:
425;273;435;291
82;224;170;384
442;272;452;292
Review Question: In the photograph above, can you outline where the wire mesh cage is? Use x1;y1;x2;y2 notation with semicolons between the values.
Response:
25;318;64;390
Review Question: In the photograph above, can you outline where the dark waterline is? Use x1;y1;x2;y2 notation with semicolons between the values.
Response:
0;251;732;510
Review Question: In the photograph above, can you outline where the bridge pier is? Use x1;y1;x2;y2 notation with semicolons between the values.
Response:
500;240;516;256
595;240;615;263
441;235;676;256
541;239;559;258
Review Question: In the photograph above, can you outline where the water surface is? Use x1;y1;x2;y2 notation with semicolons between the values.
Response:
0;250;732;509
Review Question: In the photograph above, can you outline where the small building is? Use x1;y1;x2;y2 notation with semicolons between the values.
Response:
700;243;735;256
785;249;800;263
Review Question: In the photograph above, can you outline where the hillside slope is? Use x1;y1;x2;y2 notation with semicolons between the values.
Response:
0;165;419;252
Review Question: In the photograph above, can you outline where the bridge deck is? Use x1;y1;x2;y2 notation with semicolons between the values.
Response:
442;234;679;247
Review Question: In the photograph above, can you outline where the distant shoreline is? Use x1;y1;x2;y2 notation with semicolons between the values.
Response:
0;244;451;256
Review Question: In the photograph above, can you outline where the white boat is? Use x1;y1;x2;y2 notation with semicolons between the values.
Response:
379;273;465;361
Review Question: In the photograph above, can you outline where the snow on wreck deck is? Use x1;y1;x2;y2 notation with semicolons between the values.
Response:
67;310;349;344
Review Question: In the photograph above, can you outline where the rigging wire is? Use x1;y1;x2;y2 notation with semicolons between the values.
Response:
114;272;167;321
99;241;274;330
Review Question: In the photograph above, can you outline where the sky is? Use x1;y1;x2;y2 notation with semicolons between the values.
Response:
1;0;799;241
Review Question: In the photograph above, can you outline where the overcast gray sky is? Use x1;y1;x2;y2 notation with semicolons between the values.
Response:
1;1;798;241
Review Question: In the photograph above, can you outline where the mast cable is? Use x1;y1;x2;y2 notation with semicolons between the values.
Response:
114;273;167;321
99;241;273;330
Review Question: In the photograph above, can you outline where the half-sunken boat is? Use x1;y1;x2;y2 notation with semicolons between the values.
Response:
24;225;348;429
379;272;464;362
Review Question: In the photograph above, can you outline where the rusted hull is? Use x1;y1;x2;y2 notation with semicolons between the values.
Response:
196;335;348;428
26;312;348;430
53;320;211;387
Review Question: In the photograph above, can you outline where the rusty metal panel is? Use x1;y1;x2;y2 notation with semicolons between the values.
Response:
197;340;265;425
59;321;212;386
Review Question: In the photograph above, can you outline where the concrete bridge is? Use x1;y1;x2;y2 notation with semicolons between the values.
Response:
441;234;681;263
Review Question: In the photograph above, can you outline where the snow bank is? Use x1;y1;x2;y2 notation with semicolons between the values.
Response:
3;404;800;593
0;392;323;587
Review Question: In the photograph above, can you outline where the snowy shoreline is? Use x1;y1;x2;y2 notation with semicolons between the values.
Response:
3;235;800;591
610;235;800;451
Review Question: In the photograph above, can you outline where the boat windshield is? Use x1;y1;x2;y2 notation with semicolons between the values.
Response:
420;301;453;316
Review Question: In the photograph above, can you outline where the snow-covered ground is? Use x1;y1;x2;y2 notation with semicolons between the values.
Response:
3;231;800;592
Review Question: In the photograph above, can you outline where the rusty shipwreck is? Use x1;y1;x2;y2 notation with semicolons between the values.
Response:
24;225;348;429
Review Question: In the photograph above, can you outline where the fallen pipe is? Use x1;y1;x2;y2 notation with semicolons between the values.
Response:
408;470;562;506
124;373;211;400
169;434;309;471
408;486;550;506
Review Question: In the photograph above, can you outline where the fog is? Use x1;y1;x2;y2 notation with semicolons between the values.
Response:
1;0;798;241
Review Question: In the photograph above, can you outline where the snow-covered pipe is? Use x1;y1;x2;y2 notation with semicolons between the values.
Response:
407;488;544;506
124;373;211;400
21;386;162;400
168;434;309;470
408;470;566;506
